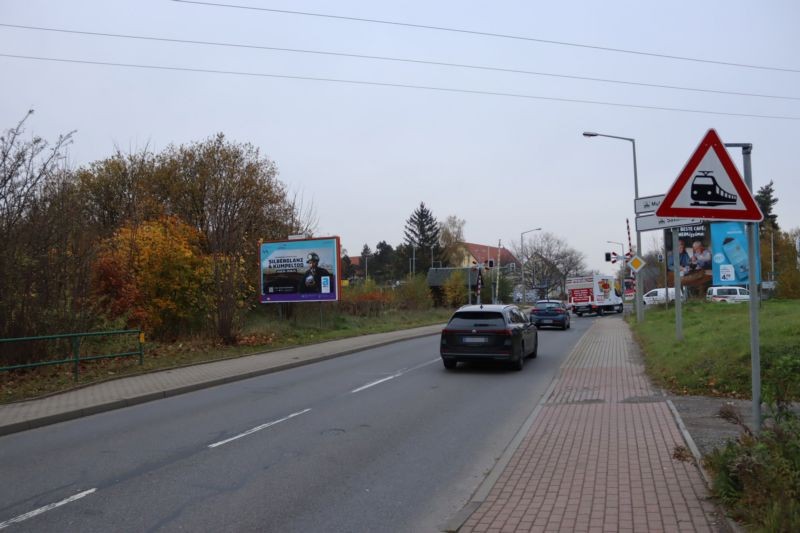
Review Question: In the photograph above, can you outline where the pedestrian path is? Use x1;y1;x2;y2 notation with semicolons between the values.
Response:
456;317;722;533
0;324;443;436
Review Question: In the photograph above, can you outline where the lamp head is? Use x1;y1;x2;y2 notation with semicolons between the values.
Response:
583;132;598;137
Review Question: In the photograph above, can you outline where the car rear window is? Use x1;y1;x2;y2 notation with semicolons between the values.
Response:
448;311;506;328
535;302;561;309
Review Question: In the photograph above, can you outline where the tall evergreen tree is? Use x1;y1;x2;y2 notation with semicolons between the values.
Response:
755;180;779;230
404;202;440;248
403;202;440;273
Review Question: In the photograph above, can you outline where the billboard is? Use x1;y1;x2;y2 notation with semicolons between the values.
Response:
260;237;340;303
710;222;761;285
664;223;713;290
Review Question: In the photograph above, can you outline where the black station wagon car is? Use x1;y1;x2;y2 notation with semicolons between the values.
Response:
440;304;538;371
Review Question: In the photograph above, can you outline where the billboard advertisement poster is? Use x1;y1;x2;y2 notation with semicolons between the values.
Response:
260;237;340;303
664;223;713;290
710;222;761;285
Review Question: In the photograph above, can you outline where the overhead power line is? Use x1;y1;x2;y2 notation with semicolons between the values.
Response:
1;53;797;121
1;23;797;102
172;0;800;74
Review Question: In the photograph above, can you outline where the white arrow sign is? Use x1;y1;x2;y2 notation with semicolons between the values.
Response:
635;214;703;232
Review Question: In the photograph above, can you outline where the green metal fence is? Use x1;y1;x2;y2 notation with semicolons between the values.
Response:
0;330;144;380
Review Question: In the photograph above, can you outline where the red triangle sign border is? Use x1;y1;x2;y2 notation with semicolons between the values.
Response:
656;129;764;222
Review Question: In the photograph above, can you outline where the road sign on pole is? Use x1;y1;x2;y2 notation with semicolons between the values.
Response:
635;214;704;232
656;129;763;221
628;255;646;273
634;194;665;215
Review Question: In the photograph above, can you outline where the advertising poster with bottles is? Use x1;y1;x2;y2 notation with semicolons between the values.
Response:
260;237;340;303
710;222;761;285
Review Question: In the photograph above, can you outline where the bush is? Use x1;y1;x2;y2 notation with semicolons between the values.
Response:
763;351;800;412
704;409;800;531
443;270;467;307
340;279;390;316
393;275;433;310
92;216;212;339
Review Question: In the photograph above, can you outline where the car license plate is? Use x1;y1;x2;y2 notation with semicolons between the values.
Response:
542;319;553;324
462;336;488;344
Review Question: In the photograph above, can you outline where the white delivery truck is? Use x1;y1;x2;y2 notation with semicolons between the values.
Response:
566;274;624;316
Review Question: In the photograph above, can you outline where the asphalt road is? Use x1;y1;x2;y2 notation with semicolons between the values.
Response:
0;316;596;532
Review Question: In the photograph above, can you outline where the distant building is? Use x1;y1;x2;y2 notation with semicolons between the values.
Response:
349;256;363;278
426;242;520;305
452;242;521;270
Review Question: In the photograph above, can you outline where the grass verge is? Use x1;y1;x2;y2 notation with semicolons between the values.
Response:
631;299;800;400
1;306;452;404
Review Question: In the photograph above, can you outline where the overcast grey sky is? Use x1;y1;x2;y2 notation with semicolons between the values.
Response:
2;0;798;273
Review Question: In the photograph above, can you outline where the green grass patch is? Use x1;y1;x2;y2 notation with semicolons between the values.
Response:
632;299;800;400
1;306;452;404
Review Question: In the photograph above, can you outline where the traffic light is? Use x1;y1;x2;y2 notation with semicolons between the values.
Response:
604;252;612;262
487;260;494;268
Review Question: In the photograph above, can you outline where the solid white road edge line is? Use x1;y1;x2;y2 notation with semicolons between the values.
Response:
0;488;97;530
350;358;439;394
208;408;312;448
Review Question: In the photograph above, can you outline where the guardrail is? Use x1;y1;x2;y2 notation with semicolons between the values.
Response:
0;330;144;380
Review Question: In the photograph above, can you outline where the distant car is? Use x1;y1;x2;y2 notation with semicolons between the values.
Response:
440;304;538;371
706;286;750;303
530;300;571;330
642;288;687;305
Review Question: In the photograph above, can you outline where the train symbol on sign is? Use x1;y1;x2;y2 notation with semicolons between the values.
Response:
690;171;737;207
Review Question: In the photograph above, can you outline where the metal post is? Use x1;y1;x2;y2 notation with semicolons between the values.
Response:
771;229;775;281
743;146;761;433
138;331;144;366
672;229;683;341
520;233;525;306
468;268;472;305
725;142;761;433
495;239;501;304
71;336;81;381
664;240;669;310
632;139;644;324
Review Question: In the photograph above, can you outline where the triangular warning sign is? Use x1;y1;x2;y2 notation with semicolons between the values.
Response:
656;129;763;222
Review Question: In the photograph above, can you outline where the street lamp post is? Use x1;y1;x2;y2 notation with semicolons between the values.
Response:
607;240;626;303
520;227;542;306
584;131;644;323
364;253;373;280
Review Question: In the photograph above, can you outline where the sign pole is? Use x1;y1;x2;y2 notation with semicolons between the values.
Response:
671;229;683;341
664;240;669;311
741;145;762;433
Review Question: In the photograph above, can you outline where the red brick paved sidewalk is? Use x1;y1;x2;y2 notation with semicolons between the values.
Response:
458;317;723;533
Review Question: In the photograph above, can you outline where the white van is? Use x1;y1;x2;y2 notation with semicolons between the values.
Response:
642;287;686;305
706;286;750;303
